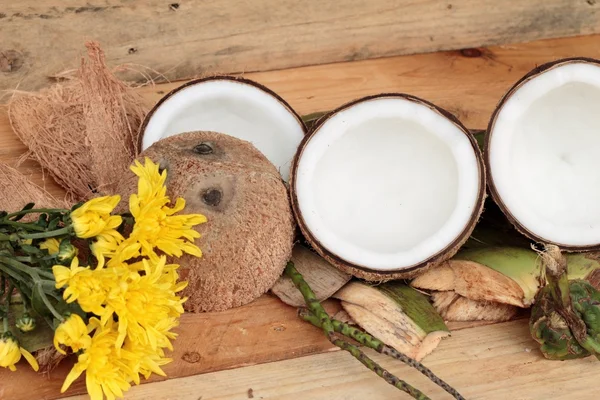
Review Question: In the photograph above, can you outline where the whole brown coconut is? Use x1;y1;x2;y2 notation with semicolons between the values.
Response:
115;131;295;312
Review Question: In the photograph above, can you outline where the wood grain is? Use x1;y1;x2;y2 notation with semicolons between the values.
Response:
62;319;600;400
2;0;600;91
0;296;341;400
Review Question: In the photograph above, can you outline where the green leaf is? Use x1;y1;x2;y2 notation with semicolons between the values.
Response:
20;244;44;256
7;295;54;353
47;217;61;231
10;203;35;222
54;299;86;321
36;213;48;228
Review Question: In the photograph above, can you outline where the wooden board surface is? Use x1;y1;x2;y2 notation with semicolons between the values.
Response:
3;0;600;91
2;33;600;399
61;319;600;400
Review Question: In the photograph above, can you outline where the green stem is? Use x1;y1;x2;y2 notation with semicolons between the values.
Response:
298;309;465;400
2;317;8;333
284;262;439;400
18;226;73;240
332;337;430;400
0;263;28;283
0;220;46;232
4;281;13;315
4;208;69;219
13;284;30;313
0;256;55;280
34;283;63;322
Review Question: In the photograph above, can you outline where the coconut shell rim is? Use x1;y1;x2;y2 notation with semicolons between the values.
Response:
289;92;487;277
138;75;308;151
485;57;600;251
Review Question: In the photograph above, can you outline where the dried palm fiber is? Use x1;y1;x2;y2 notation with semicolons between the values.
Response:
0;162;66;212
8;41;148;201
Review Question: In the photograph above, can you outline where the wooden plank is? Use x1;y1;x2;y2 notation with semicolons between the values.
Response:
61;319;600;400
0;296;341;400
3;34;600;200
3;0;600;91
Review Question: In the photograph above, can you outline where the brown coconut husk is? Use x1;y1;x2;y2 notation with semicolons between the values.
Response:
0;162;67;212
8;41;148;202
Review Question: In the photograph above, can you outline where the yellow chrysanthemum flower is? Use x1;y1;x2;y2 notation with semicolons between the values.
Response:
127;158;207;259
0;333;39;372
61;319;132;400
122;338;172;384
130;157;167;207
71;195;123;239
53;258;114;315
105;256;186;349
54;314;92;355
40;238;60;255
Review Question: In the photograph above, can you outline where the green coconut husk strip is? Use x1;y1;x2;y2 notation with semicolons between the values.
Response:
413;247;600;309
334;281;449;361
529;245;600;360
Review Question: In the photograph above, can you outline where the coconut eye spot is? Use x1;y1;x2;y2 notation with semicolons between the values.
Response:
202;188;222;207
193;142;214;155
489;62;600;246
294;96;481;271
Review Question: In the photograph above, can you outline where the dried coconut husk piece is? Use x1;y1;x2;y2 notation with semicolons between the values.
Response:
431;291;518;322
8;41;147;201
0;162;66;211
271;244;351;307
333;281;449;361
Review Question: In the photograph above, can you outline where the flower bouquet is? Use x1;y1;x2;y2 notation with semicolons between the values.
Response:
0;158;206;400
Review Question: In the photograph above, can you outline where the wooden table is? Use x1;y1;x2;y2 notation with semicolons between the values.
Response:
1;33;600;400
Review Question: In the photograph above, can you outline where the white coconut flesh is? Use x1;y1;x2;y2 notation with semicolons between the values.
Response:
294;97;482;271
142;79;305;181
489;62;600;247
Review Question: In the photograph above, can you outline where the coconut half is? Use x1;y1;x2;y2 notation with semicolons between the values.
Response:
486;58;600;250
291;94;486;280
140;76;306;181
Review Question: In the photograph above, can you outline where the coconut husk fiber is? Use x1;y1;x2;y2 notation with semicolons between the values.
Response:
0;162;66;212
8;41;148;202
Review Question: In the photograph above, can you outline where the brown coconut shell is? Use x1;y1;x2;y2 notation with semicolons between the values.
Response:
485;57;600;251
290;94;486;281
0;163;66;212
115;131;295;312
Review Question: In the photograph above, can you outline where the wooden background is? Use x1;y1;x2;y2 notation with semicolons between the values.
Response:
2;0;600;91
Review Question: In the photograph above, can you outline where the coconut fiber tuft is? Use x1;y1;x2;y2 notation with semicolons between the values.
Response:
0;162;66;212
8;41;148;201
